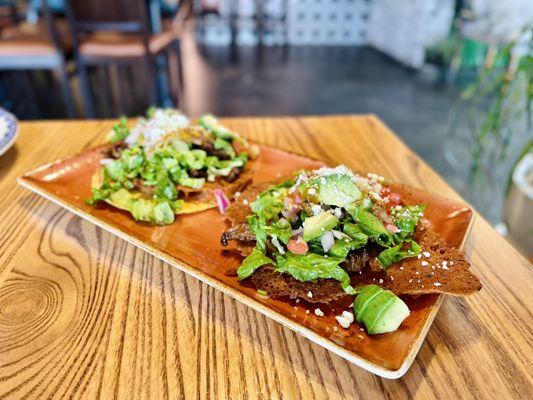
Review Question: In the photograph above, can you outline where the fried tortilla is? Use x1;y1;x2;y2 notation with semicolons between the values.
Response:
222;175;482;302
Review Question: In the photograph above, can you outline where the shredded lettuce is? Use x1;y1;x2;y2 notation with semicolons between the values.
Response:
377;240;421;270
265;218;292;244
249;179;293;221
248;216;267;252
328;233;367;259
237;248;273;280
214;137;236;158
275;253;357;294
348;207;394;247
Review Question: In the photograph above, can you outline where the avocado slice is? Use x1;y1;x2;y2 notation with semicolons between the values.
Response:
317;174;361;208
353;284;383;320
302;212;339;241
353;285;410;334
198;114;236;140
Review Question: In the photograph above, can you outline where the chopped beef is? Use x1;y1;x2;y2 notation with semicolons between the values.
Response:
221;223;255;246
343;249;369;273
194;141;231;160
104;142;128;159
223;167;242;183
132;179;155;198
189;168;207;178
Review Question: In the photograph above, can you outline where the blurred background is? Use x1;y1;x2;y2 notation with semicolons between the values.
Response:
0;0;531;258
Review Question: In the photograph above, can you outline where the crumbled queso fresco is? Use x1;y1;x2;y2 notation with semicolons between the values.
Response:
125;109;189;150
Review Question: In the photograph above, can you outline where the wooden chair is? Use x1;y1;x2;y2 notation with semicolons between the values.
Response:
65;0;182;117
0;0;75;117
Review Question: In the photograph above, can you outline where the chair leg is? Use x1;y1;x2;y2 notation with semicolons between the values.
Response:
174;40;184;92
23;71;41;117
78;61;95;118
164;49;179;108
145;56;158;107
113;64;128;115
57;61;75;119
156;53;173;108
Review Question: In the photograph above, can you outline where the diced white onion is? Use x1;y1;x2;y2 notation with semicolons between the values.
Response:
100;158;115;166
333;207;343;219
331;230;346;240
321;231;335;253
270;235;285;254
311;204;322;215
281;209;297;222
291;227;304;237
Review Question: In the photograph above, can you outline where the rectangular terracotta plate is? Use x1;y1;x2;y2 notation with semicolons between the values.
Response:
18;144;474;379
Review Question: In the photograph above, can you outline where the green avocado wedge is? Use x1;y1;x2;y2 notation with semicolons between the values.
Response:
316;174;361;207
302;212;339;241
353;285;410;334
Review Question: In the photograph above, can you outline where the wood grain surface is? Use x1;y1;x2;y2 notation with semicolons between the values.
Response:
0;116;531;399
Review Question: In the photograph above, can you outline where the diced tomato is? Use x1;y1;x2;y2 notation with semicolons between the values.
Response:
292;189;302;206
380;187;391;198
386;223;401;233
284;190;302;213
287;237;308;255
389;192;401;206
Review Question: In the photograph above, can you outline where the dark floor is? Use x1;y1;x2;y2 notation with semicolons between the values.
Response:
1;34;505;222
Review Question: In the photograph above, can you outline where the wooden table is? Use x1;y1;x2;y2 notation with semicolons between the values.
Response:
0;116;531;399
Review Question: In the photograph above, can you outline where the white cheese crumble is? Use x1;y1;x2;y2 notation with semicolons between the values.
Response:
342;311;354;323
126;109;189;149
307;291;313;298
434;282;442;287
421;261;428;267
335;316;351;329
314;308;324;317
311;204;322;215
423;251;431;258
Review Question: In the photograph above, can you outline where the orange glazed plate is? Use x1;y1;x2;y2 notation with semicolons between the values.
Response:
18;144;474;379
